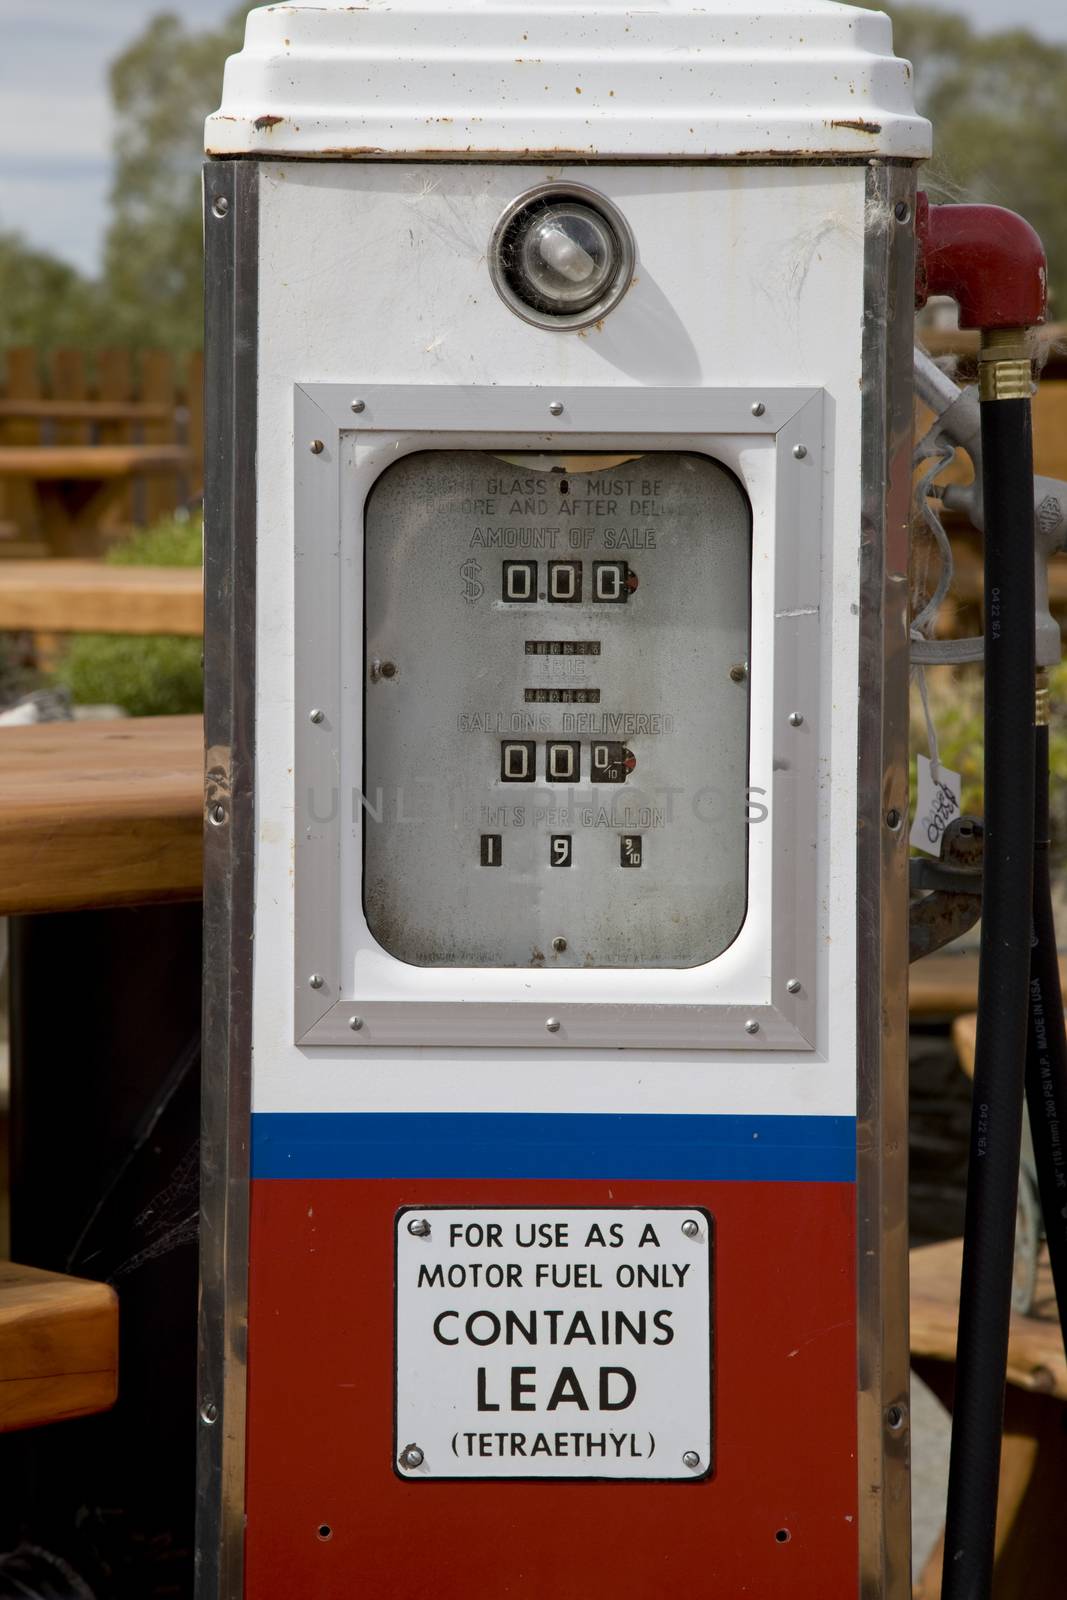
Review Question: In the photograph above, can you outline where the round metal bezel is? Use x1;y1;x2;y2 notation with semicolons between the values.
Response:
488;183;636;331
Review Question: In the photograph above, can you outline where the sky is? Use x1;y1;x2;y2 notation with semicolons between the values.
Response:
2;0;1067;277
0;0;238;273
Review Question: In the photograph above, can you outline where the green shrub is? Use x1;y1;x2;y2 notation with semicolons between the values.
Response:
56;514;203;717
104;514;203;569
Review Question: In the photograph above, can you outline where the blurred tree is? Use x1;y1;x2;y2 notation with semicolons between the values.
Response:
865;4;1067;311
0;231;105;350
99;6;247;352
95;0;1067;337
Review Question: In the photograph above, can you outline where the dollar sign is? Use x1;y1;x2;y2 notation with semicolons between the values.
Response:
461;557;484;604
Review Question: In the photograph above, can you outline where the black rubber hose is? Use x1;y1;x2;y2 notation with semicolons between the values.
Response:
941;394;1036;1600
1026;721;1067;1340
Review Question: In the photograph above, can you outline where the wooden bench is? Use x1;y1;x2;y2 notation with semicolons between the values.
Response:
0;714;202;1436
0;444;191;557
910;953;981;1018
0;445;188;481
0;1263;118;1433
0;714;203;915
910;953;1067;1021
911;1238;1067;1599
0;558;203;636
0;400;174;425
909;1007;1067;1593
0;347;203;557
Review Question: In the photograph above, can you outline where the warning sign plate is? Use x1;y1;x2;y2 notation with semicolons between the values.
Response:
394;1206;713;1480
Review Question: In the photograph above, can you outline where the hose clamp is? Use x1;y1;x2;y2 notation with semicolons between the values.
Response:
978;326;1034;402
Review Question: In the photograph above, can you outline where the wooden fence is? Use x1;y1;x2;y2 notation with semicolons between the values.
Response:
0;332;1063;560
0;349;203;558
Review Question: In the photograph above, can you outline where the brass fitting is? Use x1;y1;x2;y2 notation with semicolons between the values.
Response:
1036;668;1050;726
978;326;1034;402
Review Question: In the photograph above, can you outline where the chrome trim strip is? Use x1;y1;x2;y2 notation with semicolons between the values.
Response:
304;998;811;1050
196;158;259;1600
856;162;916;1599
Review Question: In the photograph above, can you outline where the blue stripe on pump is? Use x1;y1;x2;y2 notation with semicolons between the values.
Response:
250;1112;856;1182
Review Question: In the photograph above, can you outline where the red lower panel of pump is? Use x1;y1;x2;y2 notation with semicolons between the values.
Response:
244;1179;857;1598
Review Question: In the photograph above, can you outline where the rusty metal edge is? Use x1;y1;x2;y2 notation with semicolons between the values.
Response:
204;150;920;167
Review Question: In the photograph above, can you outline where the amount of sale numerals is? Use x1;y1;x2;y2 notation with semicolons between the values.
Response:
501;560;635;604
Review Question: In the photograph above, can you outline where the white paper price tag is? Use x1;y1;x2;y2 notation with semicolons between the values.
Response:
910;753;962;857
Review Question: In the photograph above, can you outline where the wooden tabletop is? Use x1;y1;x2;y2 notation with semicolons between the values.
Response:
0;716;1047;976
0;715;203;915
911;1237;1067;1400
0;444;189;480
0;559;203;636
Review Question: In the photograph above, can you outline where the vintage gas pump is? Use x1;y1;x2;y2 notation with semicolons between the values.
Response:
197;3;931;1595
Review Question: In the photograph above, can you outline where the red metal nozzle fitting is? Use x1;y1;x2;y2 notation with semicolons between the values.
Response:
915;192;1047;330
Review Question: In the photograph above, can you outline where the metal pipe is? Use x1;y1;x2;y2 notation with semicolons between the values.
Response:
916;195;1047;330
914;346;964;418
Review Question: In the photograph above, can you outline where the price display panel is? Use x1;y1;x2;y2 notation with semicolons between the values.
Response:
363;451;750;967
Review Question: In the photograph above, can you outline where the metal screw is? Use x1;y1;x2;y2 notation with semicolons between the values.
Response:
407;1217;431;1237
309;708;325;724
380;661;397;679
744;1019;759;1035
309;973;325;990
552;937;567;953
787;979;802;995
548;401;564;417
546;1017;561;1033
729;663;747;683
209;802;226;826
750;401;765;417
309;438;325;454
399;1444;425;1470
351;399;366;413
348;1015;363;1031
894;200;911;224
682;1451;701;1470
792;443;808;460
886;808;903;830
681;1219;700;1239
211;196;229;218
788;711;804;727
886;1403;906;1431
200;1400;218;1425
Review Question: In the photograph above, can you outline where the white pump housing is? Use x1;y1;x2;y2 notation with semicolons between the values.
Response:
199;3;930;1596
207;0;930;161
